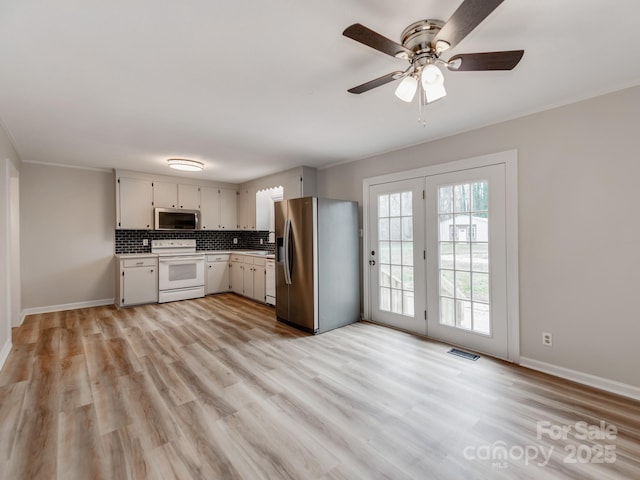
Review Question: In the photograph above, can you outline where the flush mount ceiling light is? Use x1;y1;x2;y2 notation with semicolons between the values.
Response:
167;158;204;172
342;0;525;125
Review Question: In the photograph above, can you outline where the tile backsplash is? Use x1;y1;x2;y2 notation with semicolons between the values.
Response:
115;230;274;254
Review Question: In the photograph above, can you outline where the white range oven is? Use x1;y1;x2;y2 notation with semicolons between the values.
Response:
152;239;205;303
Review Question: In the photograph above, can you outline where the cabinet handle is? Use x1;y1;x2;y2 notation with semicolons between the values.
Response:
150;269;154;273
136;262;144;265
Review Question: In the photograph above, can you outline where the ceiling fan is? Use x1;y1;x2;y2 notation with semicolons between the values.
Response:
342;0;523;118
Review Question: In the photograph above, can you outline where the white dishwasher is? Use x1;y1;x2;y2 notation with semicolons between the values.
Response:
265;259;276;306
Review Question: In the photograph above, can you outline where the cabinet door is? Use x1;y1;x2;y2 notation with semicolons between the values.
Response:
123;266;158;305
200;187;221;230
206;262;229;294
178;184;200;210
220;188;238;230
282;174;302;200
243;265;255;298
246;188;256;230
153;181;178;208
253;265;266;302
230;263;244;294
118;177;153;229
265;261;275;297
239;188;257;230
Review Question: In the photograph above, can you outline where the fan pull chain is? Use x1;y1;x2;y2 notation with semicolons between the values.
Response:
417;80;427;127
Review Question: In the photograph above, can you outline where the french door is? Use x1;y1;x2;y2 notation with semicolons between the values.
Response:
425;164;508;359
366;159;513;360
368;179;426;333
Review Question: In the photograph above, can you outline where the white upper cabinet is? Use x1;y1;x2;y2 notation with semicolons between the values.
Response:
201;186;238;230
256;186;283;232
282;168;317;200
153;182;200;210
200;186;221;230
117;177;153;229
282;174;302;200
178;184;200;210
115;168;314;231
220;188;238;230
238;187;257;230
153;181;178;208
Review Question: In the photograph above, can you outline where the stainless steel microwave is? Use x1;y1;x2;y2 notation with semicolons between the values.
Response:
154;208;200;230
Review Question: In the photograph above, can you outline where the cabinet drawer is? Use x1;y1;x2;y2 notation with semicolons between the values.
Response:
253;257;266;266
243;256;254;265
123;258;157;268
230;255;244;263
207;254;229;262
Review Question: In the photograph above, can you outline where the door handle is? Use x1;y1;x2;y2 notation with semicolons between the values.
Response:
283;218;292;285
369;259;376;266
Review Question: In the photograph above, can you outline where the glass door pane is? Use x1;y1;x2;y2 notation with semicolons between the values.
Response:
426;163;508;360
378;192;414;317
437;180;490;334
368;178;426;334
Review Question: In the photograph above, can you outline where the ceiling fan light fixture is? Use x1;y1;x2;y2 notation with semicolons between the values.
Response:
394;75;418;102
167;158;204;172
435;40;451;53
421;64;447;103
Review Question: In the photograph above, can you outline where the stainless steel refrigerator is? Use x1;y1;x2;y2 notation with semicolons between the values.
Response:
275;197;360;334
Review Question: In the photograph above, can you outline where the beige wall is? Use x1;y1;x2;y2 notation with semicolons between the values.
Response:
0;119;21;362
319;85;640;389
20;163;115;309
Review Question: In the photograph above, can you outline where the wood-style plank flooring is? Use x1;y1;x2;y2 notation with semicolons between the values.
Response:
1;293;639;479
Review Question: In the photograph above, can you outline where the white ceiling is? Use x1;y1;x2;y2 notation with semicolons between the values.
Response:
1;1;640;183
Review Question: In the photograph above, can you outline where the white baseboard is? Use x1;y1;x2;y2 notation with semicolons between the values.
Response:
0;339;12;371
520;357;640;402
21;298;115;318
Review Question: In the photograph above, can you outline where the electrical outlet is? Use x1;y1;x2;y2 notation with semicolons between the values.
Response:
233;238;238;245
142;239;149;246
542;332;553;347
260;239;264;245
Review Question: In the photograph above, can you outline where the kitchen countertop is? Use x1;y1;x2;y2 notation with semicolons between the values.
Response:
115;251;274;259
203;250;275;259
115;253;158;259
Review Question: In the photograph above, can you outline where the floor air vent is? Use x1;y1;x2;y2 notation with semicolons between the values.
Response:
448;348;480;361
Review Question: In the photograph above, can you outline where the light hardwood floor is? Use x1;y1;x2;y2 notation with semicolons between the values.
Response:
1;293;639;479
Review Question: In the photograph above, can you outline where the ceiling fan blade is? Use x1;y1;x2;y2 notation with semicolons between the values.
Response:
432;0;505;51
447;50;524;71
343;24;413;59
347;71;404;94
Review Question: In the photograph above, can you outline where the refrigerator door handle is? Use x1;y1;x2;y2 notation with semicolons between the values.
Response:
283;218;292;284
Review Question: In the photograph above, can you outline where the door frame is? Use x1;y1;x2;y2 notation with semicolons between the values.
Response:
362;150;520;363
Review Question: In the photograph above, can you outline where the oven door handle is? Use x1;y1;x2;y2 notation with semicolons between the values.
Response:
159;256;204;263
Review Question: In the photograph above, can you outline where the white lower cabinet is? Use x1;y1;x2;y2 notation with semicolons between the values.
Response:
265;259;275;306
230;256;245;295
252;264;266;303
116;256;158;307
206;254;230;294
229;254;267;303
243;259;255;298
